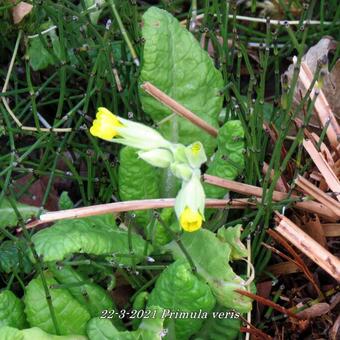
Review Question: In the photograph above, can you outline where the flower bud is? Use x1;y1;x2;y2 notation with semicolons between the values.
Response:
185;142;207;168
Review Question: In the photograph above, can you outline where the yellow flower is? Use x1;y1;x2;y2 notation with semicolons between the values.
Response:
179;207;202;232
90;107;123;140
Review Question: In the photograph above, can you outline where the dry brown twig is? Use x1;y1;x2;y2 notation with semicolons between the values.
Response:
275;213;340;282
302;140;340;201
141;82;218;137
203;174;338;220
235;289;300;320
295;175;340;217
26;197;256;229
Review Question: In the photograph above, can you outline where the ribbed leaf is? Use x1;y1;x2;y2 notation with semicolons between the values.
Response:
139;7;223;156
24;274;91;335
31;218;149;265
0;290;27;329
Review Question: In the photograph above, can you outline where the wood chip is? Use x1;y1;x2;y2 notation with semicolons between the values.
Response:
300;62;340;149
322;223;340;237
295;175;340;216
303;139;340;201
275;213;340;281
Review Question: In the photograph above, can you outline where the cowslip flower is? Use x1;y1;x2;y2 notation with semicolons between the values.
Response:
90;107;122;140
175;172;205;232
179;207;203;232
90;107;207;232
90;107;171;150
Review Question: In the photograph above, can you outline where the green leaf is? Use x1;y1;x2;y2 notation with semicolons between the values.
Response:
147;259;216;339
165;229;252;313
87;306;164;340
28;37;54;71
48;264;121;326
58;192;74;210
80;214;116;230
217;225;247;260
31;218;149;265
0;326;87;340
146;208;177;248
0;290;27;329
0;240;32;274
205;120;245;198
139;7;223;156
118;146;160;227
24;274;91;335
27;29;61;71
194;305;241;340
0;199;39;228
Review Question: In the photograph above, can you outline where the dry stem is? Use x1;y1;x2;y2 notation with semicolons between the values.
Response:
30;197;255;228
141;82;218;137
203;174;338;220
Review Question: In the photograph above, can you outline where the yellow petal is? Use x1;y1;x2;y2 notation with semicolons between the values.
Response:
90;119;118;140
90;107;123;140
179;207;202;232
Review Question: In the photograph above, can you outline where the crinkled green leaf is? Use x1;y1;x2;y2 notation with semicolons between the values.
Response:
0;199;39;228
118;146;160;227
87;306;164;340
49;264;121;325
0;240;32;273
165;229;252;313
217;225;247;260
205;120;245;198
195;306;241;340
0;290;27;329
0;326;86;340
58;192;74;210
31;218;149;265
139;7;223;156
24;274;91;335
147;259;216;339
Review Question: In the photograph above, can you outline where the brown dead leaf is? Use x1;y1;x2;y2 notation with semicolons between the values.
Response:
302;214;327;248
13;174;59;211
11;1;33;24
266;261;301;276
324;60;340;117
296;302;330;319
